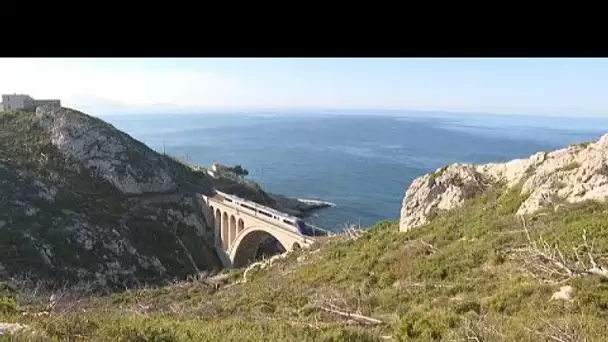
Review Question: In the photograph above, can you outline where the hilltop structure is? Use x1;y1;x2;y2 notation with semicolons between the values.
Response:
1;93;61;111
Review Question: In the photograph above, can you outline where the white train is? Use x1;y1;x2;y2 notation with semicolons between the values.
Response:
214;191;330;237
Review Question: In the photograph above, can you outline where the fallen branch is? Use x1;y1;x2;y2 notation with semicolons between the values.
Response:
523;325;575;342
459;316;507;341
316;305;384;326
393;281;456;289
239;261;265;284
515;216;608;282
583;229;608;278
236;251;291;284
419;239;440;254
303;290;386;327
339;222;365;240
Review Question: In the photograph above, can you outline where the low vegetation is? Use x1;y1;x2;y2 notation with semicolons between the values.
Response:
556;161;582;173
428;166;449;184
2;184;607;341
573;141;592;149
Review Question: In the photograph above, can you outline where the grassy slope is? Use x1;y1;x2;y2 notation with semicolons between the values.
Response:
1;183;607;341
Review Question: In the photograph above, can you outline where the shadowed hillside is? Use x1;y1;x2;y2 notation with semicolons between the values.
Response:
0;107;229;289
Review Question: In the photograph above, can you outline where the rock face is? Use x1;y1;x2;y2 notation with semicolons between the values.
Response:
400;133;608;232
35;106;176;195
0;106;222;289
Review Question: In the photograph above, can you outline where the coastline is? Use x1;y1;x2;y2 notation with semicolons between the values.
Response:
269;193;334;218
296;198;336;208
187;161;335;220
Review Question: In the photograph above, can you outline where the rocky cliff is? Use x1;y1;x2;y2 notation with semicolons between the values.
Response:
400;133;608;231
0;106;227;289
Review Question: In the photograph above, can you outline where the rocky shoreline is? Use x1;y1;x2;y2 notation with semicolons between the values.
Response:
268;193;334;218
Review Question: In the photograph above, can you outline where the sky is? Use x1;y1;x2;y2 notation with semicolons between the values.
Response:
0;58;607;117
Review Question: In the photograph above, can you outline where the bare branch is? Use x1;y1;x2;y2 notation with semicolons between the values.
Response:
233;251;292;284
315;305;384;326
523;316;583;342
338;222;366;240
419;239;440;254
514;216;607;283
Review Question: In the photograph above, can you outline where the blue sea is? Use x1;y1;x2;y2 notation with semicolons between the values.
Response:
99;111;608;232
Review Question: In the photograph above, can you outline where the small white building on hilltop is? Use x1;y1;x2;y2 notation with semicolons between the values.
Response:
1;94;61;111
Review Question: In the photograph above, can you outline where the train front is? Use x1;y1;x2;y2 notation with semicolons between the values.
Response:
294;219;330;237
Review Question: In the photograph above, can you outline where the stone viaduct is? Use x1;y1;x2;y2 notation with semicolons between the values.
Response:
201;191;329;268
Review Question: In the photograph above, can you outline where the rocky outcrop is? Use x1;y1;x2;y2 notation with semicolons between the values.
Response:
35;106;176;195
399;163;495;230
400;133;608;232
0;107;222;289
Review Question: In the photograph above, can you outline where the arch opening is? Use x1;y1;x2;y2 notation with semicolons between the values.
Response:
222;212;229;250
237;219;245;233
232;230;286;268
214;209;221;245
229;215;237;248
209;205;214;227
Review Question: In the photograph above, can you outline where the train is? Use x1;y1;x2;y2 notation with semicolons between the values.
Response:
213;191;330;237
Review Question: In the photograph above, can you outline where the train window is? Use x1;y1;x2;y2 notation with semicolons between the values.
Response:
258;210;272;218
296;220;307;230
295;219;322;236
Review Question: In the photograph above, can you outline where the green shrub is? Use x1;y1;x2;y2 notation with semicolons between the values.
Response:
557;161;581;172
0;282;17;314
0;296;16;314
394;310;458;341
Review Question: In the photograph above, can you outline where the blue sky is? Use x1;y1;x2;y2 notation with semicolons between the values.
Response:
0;58;606;117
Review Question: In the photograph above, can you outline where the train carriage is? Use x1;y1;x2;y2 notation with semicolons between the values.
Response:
213;191;330;237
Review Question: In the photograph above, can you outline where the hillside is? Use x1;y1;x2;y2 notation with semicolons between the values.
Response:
0;106;228;288
0;106;307;290
1;133;607;341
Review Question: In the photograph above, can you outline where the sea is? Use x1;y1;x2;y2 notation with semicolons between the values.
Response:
99;111;608;232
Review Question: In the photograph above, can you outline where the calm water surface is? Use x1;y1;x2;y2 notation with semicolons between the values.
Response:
100;111;608;231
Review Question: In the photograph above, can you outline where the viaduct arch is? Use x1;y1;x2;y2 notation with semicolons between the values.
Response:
202;192;321;268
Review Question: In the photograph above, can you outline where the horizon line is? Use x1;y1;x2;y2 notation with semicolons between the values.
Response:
90;105;608;120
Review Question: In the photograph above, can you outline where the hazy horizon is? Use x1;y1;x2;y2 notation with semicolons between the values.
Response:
1;58;608;118
94;107;608;120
